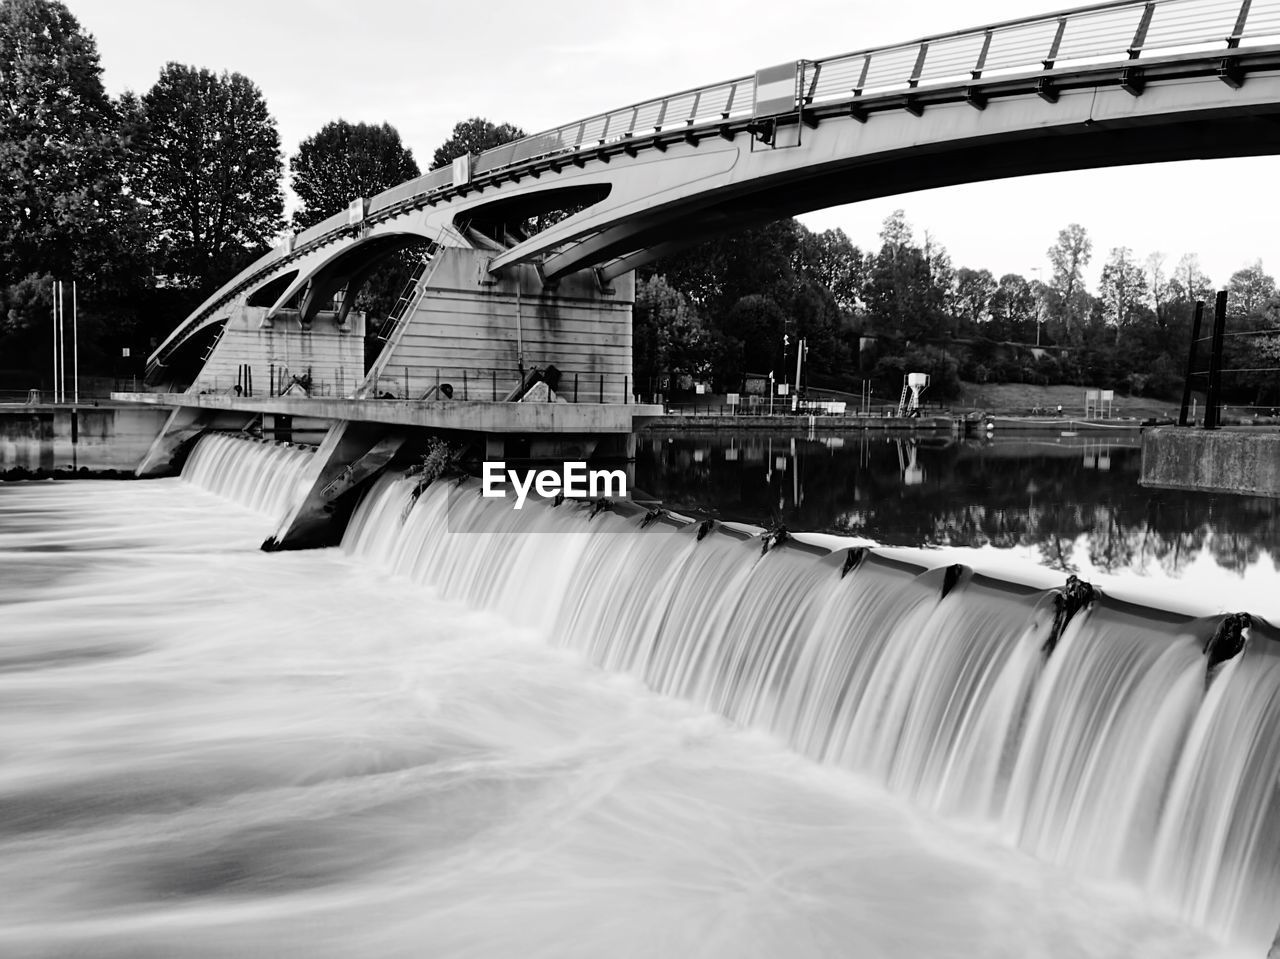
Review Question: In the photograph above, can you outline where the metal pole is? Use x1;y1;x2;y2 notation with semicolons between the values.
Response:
50;279;58;403
1178;300;1204;426
1204;290;1228;430
58;281;66;404
72;280;79;404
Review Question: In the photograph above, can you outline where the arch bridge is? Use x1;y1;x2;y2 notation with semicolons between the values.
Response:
147;0;1280;391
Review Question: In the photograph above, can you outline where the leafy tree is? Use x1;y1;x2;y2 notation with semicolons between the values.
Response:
863;211;950;344
1046;223;1093;340
1227;260;1277;317
953;268;996;336
987;273;1037;342
1144;251;1174;328
725;294;788;376
1099;246;1148;345
134;63;284;292
431;117;525;170
290;120;420;231
795;227;863;313
633;274;716;391
1173;253;1212;304
0;0;139;285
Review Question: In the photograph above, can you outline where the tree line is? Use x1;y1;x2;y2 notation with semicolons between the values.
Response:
4;0;1278;406
636;213;1280;406
0;0;518;386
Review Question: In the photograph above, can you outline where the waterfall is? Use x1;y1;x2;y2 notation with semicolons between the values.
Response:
181;432;314;516
343;474;1280;952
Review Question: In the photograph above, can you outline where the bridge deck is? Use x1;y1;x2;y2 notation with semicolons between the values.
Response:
112;393;661;434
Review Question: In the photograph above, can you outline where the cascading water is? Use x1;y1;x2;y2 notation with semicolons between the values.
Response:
4;431;1274;957
181;432;314;516
344;472;1280;953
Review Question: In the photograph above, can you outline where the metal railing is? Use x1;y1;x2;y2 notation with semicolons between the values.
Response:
1179;290;1280;427
384;0;1279;195
187;366;637;405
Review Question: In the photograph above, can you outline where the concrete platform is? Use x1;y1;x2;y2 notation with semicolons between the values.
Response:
112;392;662;434
1140;426;1280;498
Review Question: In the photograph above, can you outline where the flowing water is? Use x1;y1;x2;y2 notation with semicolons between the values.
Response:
2;432;1276;958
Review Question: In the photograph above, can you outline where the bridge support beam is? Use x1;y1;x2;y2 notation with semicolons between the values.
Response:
264;420;409;550
134;406;259;478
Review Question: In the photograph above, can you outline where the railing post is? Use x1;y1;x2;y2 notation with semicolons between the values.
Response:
1178;300;1204;426
492;368;496;400
624;375;629;403
1204;290;1229;429
1229;0;1253;47
574;373;579;403
599;374;604;403
1129;3;1156;58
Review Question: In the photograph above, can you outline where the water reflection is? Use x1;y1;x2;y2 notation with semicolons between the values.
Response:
633;431;1280;580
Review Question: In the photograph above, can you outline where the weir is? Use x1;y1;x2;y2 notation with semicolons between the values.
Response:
182;432;1280;954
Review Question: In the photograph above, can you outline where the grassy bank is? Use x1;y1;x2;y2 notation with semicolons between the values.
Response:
956;383;1193;420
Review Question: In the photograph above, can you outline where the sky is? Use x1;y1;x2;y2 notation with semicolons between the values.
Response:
70;0;1279;290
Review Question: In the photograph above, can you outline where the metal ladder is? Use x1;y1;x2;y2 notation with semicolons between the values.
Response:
897;382;909;416
201;322;228;362
377;249;435;342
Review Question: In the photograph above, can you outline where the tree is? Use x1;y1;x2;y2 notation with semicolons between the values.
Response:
1098;246;1148;345
135;63;284;291
863;211;950;343
1227;260;1277;317
633;275;716;391
953;268;996;336
988;273;1038;342
290;121;420;231
1144;251;1174;328
431;117;526;170
1046;224;1093;339
0;0;138;285
795;227;863;314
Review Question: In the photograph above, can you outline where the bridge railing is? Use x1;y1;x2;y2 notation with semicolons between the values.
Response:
363;0;1280;225
444;0;1280;186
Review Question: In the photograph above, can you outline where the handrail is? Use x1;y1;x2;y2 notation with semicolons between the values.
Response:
434;0;1274;178
154;0;1280;369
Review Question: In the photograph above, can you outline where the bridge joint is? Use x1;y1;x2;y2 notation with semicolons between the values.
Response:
903;96;924;117
1035;78;1059;104
1218;57;1246;88
964;87;987;111
1120;67;1146;97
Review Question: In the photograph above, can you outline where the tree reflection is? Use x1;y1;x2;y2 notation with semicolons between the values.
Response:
635;432;1280;578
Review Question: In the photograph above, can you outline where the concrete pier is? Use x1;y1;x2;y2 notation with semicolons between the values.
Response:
1140;427;1280;498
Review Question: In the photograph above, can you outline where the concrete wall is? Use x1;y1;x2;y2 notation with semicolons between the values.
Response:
370;248;633;403
193;306;366;398
1140;427;1280;498
1;405;170;472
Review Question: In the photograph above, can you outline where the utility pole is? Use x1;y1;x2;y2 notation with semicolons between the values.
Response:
72;280;79;404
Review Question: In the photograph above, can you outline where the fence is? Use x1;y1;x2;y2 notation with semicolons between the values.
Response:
188;365;637;405
1180;291;1280;428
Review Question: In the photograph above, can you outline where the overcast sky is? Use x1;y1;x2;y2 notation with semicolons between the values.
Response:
72;0;1278;289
